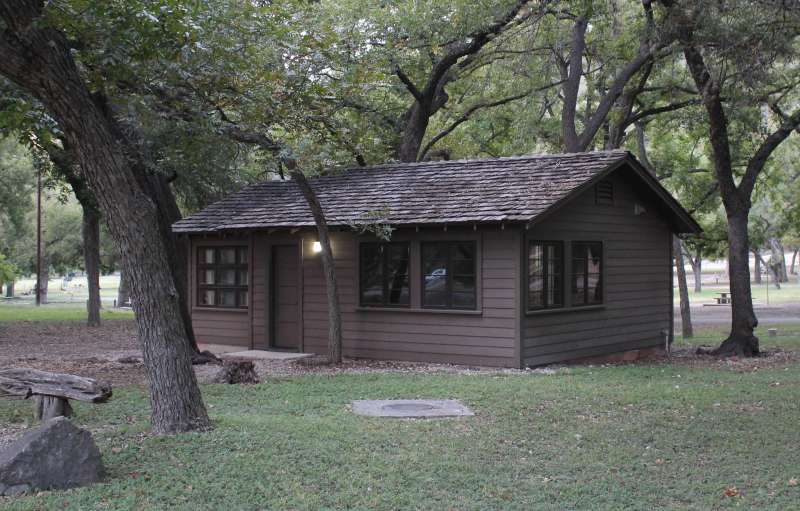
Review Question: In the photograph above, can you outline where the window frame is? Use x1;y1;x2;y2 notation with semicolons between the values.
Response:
196;246;249;309
526;240;564;311
571;241;604;306
358;241;411;308
420;241;478;311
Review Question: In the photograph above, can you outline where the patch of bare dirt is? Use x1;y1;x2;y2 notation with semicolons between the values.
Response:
0;320;144;387
659;346;799;372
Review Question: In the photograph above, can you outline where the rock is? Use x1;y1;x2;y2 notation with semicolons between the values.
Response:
0;417;104;495
4;483;30;496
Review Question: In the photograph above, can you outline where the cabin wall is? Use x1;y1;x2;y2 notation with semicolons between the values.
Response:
188;235;253;348
301;227;520;367
521;172;672;367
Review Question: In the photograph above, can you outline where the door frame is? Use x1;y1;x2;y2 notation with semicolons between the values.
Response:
269;242;303;351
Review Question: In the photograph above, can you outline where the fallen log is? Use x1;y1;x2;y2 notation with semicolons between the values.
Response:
0;368;112;421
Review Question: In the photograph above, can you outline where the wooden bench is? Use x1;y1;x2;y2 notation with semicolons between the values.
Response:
0;368;112;421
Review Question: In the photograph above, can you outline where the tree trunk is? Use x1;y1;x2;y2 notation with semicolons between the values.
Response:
0;1;209;433
117;270;131;307
36;262;48;305
791;248;798;275
713;212;759;356
768;237;788;282
753;248;762;284
685;251;702;293
82;204;101;327
674;237;693;338
289;169;343;364
5;281;13;298
396;103;430;163
754;251;781;289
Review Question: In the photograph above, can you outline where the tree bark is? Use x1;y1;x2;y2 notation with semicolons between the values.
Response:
0;0;209;433
290;169;343;364
673;236;692;338
753;248;762;284
755;251;781;289
36;262;48;305
5;281;13;298
714;212;759;356
768;237;788;282
117;270;131;307
82;204;101;327
791;248;798;275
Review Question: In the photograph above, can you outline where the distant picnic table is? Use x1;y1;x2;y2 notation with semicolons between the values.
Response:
714;292;731;305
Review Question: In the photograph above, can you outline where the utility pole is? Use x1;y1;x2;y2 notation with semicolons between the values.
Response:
35;163;43;306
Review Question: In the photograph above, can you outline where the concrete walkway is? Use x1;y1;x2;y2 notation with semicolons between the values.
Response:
198;343;314;361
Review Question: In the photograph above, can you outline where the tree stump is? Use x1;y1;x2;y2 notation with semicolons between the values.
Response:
32;395;73;421
214;360;259;384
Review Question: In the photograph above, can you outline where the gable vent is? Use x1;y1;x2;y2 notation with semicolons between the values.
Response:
595;180;614;205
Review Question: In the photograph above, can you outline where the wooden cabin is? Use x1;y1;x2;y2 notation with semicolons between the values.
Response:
172;151;700;367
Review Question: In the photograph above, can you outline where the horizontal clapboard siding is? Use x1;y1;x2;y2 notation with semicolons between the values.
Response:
189;235;253;348
301;228;519;367
522;172;671;366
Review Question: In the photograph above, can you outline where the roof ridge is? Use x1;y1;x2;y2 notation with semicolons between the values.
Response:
331;149;630;173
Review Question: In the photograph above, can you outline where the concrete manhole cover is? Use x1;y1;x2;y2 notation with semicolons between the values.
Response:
351;399;474;418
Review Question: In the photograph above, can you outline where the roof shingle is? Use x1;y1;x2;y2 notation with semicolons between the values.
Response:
172;150;634;233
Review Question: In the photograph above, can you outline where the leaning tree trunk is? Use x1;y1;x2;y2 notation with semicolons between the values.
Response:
289;169;343;364
0;1;209;433
673;237;692;338
713;212;759;356
82;204;101;326
753;248;762;284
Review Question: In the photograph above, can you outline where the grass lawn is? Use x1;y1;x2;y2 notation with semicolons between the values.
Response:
0;303;134;322
674;282;800;305
675;323;800;351
2;359;799;509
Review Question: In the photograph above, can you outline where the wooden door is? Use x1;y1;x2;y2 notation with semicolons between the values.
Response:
272;245;300;350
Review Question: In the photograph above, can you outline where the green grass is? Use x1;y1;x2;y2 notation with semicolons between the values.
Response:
2;363;799;510
0;302;134;322
675;324;800;350
674;282;800;305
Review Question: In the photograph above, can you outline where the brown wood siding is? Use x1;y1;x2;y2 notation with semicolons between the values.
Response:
189;235;253;348
300;227;519;367
521;173;672;366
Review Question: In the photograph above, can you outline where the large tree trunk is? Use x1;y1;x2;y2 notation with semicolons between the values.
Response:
5;281;13;297
768;237;788;282
82;204;101;327
0;1;209;433
791;248;798;275
289;169;343;364
396;104;431;163
713;212;759;356
753;248;762;284
673;237;693;338
117;270;131;307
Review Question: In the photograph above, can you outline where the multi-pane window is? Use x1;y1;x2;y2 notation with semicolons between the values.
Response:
572;242;603;305
359;242;410;307
528;241;563;310
197;246;249;308
421;242;476;309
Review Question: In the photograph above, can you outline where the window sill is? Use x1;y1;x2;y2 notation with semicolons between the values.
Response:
525;304;605;316
192;307;249;314
355;307;482;316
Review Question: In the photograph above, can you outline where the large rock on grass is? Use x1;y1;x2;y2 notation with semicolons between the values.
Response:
0;417;104;496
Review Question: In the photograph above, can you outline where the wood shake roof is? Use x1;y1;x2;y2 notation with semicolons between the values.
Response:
173;150;700;233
